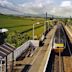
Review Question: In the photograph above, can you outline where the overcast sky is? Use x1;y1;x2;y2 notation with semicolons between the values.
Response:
0;0;72;17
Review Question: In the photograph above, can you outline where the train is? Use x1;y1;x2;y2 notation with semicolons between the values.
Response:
52;24;65;53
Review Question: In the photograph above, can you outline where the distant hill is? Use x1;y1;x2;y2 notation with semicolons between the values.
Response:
0;12;70;18
0;12;56;18
0;13;26;19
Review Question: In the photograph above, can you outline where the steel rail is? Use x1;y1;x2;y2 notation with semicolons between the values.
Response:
59;26;61;72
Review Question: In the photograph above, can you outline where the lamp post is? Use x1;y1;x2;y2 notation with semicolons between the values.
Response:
44;22;46;33
44;21;49;33
33;22;40;40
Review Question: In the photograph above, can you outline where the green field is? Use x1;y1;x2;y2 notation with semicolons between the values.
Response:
0;14;46;47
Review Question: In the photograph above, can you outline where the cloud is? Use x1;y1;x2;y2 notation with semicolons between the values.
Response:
0;0;72;17
60;1;72;7
0;0;13;7
18;0;53;14
0;0;21;13
56;0;72;17
0;0;54;15
51;7;72;17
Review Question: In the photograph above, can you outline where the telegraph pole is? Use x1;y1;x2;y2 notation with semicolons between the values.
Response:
45;12;48;30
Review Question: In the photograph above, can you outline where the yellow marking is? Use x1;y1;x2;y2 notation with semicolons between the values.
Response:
55;43;64;47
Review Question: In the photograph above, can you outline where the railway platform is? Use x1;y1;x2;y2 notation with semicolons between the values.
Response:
12;26;57;72
64;25;72;42
29;26;57;72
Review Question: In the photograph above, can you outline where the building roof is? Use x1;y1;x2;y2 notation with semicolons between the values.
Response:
0;43;15;58
0;29;8;33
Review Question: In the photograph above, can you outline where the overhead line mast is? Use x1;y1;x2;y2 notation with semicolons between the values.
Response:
45;12;48;30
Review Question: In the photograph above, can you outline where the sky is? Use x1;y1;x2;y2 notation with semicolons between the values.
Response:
0;0;72;17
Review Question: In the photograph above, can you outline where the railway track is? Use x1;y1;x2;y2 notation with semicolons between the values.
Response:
52;53;72;72
46;24;72;72
46;50;72;72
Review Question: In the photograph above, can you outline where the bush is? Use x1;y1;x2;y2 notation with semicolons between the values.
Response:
5;31;31;47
